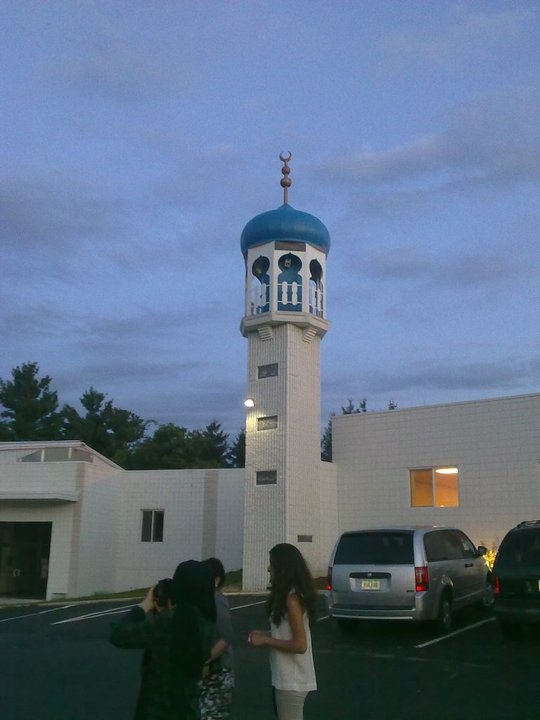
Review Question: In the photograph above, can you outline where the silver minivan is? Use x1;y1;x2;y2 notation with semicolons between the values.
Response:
327;526;492;633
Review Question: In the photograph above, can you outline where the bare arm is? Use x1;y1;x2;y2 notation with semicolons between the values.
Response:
249;594;307;654
209;638;229;661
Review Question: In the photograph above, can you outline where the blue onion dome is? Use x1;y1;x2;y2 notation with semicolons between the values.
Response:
241;203;331;257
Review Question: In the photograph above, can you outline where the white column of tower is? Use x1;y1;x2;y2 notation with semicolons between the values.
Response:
240;154;330;590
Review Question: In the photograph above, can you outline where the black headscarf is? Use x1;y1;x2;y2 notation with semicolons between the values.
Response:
171;560;216;677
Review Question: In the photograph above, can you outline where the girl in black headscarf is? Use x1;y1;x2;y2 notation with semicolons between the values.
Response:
110;560;216;720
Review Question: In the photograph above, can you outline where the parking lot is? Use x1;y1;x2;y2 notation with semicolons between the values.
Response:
1;594;539;720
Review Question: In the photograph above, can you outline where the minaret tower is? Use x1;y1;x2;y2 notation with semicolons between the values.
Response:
240;154;331;590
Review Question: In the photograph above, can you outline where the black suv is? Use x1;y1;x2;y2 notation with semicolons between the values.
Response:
492;520;540;636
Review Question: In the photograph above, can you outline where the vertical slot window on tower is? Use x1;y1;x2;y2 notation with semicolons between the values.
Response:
277;253;302;311
257;416;278;431
251;256;270;315
256;470;277;485
258;363;278;379
141;510;165;542
309;259;324;317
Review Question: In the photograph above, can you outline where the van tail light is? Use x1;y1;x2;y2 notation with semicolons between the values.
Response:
492;575;500;595
327;566;333;592
415;566;429;592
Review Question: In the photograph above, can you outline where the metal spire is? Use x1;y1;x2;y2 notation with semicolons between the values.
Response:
279;151;292;204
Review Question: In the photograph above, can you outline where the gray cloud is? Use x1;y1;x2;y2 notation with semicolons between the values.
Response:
53;353;247;435
382;5;539;67
322;355;540;417
313;90;540;217
0;176;131;252
366;356;540;394
360;234;540;288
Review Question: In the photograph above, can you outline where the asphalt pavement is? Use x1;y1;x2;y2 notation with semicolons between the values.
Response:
1;595;539;720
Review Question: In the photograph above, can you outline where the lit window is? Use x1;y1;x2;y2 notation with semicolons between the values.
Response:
410;467;459;508
141;510;164;542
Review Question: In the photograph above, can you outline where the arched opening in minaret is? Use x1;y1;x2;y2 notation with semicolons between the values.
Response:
277;253;302;311
251;256;270;314
309;259;324;317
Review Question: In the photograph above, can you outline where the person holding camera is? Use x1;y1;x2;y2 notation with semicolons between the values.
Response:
133;577;175;714
110;560;216;720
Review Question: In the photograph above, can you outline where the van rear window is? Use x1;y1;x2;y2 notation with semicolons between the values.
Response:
334;532;414;565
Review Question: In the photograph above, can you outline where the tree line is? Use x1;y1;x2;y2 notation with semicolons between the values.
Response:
0;362;245;469
0;363;396;468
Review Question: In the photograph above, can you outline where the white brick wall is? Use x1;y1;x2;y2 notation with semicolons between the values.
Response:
0;445;119;599
2;392;538;598
113;468;244;592
0;501;75;599
317;460;339;577
332;394;540;551
0;444;244;598
243;322;325;589
76;465;122;597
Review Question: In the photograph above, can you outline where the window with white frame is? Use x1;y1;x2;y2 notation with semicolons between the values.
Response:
141;510;164;542
410;467;459;508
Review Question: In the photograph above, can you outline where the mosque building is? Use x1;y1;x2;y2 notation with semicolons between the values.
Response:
0;157;539;600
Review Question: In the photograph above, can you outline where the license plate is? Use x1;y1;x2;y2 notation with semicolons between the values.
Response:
360;579;380;591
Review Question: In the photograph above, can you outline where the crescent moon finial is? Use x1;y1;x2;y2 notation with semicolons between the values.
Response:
279;151;292;204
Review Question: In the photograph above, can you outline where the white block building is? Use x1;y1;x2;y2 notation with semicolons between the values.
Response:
0;158;538;599
332;393;540;553
0;443;244;599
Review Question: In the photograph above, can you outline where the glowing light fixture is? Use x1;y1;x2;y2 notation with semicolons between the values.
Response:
244;398;255;408
435;467;458;475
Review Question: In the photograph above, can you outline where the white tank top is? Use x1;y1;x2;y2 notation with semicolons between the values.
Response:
269;609;317;692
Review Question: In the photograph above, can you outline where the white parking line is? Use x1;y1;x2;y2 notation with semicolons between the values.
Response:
231;600;266;611
414;616;495;649
51;604;135;625
51;598;268;626
0;604;74;624
39;604;76;614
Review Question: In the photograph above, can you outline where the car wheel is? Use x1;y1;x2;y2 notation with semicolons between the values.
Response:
336;618;357;635
436;592;452;634
481;579;494;610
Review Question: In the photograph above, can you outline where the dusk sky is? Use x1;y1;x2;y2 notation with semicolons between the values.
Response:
2;1;539;440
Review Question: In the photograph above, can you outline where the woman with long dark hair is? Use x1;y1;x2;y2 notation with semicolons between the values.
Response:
110;559;216;719
248;543;317;720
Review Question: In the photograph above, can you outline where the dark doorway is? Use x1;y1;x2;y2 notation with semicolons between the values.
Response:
0;522;52;598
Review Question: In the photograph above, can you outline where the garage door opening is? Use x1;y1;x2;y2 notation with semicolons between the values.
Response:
0;522;52;599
